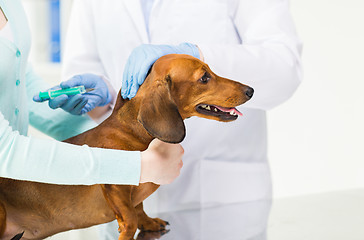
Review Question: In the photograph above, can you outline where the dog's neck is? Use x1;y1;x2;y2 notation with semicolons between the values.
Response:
68;93;155;152
104;94;156;150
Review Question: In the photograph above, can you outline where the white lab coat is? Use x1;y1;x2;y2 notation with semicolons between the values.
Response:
63;0;302;213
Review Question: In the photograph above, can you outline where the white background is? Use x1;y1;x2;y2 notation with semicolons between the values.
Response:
24;0;364;200
268;0;364;198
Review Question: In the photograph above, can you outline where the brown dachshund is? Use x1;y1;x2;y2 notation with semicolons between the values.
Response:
0;54;253;240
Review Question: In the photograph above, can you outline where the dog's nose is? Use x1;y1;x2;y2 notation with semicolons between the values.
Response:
245;87;254;99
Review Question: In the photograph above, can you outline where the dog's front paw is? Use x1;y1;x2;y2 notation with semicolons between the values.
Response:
138;217;169;232
136;229;170;240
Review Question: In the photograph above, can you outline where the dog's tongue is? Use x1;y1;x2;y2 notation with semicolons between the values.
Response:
215;106;243;116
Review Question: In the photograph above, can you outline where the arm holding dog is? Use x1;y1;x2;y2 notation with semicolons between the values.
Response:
0;110;140;185
0;110;183;186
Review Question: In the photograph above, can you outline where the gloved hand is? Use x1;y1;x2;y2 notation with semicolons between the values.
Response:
33;74;111;115
122;43;200;99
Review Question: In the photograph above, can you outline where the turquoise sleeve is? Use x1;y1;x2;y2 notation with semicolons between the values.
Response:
0;112;141;185
25;65;97;140
0;65;142;185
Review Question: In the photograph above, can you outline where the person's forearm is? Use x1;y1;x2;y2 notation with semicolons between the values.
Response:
0;112;141;185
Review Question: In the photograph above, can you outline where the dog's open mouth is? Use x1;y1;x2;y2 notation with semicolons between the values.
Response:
196;104;242;121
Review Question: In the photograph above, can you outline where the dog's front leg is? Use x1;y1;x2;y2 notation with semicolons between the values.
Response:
101;185;138;240
0;202;6;238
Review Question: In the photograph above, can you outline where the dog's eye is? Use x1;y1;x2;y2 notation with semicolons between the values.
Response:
199;72;211;84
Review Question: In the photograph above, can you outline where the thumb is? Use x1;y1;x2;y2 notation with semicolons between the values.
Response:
48;95;69;109
33;94;43;102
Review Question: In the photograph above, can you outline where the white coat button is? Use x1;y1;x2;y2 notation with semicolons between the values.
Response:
15;108;19;115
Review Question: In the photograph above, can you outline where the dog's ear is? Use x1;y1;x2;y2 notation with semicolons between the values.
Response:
137;76;186;143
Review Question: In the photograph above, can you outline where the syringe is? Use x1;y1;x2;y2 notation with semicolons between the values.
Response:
38;86;95;101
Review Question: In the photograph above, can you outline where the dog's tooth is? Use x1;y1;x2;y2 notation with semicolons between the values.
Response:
206;106;211;110
201;104;208;108
214;108;218;112
230;111;235;115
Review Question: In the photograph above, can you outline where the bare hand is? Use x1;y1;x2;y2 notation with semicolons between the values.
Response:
140;139;184;185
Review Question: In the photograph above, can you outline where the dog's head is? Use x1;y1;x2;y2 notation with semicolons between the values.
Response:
135;54;254;143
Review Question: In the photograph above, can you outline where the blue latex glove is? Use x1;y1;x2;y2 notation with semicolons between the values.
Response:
33;74;111;115
122;43;200;99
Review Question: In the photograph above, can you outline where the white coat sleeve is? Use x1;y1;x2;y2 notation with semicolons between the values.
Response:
198;0;303;110
61;0;117;104
62;0;103;79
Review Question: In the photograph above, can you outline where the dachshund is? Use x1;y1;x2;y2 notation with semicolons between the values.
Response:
0;54;254;240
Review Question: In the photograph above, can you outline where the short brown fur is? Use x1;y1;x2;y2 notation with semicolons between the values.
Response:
0;54;253;240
